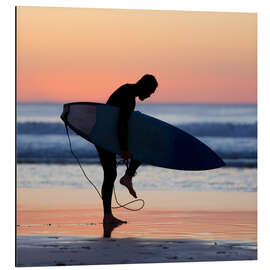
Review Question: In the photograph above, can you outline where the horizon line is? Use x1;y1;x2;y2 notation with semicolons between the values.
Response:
17;101;258;105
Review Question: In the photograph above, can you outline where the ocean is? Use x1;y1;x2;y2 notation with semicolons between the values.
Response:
16;103;257;193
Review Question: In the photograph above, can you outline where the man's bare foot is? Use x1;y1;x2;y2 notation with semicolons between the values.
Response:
120;173;137;198
103;213;127;224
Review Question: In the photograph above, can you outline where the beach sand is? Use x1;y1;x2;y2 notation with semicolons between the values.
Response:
16;188;257;266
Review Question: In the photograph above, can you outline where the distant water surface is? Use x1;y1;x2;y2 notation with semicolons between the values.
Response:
17;103;257;167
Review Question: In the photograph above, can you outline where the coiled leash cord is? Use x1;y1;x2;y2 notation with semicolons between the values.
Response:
64;124;145;211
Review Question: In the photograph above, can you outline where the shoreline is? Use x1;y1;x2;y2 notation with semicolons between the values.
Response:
16;159;257;168
17;189;257;211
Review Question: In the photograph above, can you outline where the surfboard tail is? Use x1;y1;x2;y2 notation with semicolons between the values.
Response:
60;104;70;123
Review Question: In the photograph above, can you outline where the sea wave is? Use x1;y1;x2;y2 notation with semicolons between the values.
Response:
17;121;257;138
16;134;257;167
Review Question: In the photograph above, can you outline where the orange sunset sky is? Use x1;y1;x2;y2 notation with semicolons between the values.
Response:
17;7;257;104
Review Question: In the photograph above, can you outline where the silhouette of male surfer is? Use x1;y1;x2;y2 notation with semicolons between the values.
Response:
95;74;158;225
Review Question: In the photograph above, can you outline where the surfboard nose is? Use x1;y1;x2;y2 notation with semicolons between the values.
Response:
171;132;227;171
218;157;226;168
213;154;226;169
200;150;226;170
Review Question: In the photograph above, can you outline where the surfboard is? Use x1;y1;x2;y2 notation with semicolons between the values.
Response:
61;102;225;171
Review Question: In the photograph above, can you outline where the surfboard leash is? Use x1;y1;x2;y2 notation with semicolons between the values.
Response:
64;123;145;211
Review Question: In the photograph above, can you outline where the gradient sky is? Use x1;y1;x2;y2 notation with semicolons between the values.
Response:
17;7;257;103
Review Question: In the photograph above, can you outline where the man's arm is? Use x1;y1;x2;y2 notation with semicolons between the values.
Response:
118;111;133;166
118;104;131;152
117;96;135;162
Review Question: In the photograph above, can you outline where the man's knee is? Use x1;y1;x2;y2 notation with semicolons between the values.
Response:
104;168;117;181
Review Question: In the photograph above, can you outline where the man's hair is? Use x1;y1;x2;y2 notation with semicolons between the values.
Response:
137;74;158;91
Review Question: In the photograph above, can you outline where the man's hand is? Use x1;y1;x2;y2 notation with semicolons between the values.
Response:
120;150;133;168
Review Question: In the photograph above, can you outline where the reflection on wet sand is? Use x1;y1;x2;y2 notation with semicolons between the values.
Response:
17;208;257;242
103;222;125;238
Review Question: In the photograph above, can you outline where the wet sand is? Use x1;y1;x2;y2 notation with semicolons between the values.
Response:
17;208;256;241
16;188;257;266
16;235;256;267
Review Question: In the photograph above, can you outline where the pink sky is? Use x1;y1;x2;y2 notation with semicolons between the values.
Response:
17;7;257;103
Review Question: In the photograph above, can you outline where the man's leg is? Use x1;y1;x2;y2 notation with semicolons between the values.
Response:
95;145;126;223
126;159;141;177
120;159;141;198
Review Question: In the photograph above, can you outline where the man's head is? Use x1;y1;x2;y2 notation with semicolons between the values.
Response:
136;74;158;101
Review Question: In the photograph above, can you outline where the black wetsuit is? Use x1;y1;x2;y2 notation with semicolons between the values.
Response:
95;84;141;214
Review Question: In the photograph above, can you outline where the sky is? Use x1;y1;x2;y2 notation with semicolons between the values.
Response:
17;7;257;104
